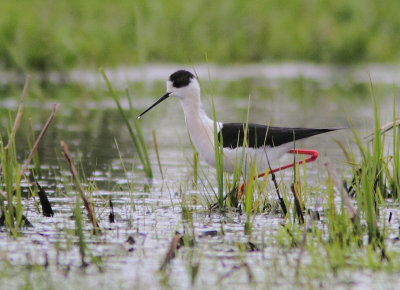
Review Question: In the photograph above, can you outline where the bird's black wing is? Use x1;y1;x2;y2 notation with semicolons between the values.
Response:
218;123;340;149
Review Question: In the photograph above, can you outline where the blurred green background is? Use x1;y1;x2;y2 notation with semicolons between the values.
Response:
1;0;400;72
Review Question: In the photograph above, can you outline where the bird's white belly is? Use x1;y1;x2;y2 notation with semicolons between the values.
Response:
221;143;293;174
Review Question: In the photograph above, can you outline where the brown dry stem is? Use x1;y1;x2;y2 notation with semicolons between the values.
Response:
61;141;99;232
20;104;60;178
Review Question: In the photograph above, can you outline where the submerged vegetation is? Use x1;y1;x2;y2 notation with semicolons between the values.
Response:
1;0;400;71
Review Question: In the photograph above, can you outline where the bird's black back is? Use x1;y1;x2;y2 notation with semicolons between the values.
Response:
218;123;340;148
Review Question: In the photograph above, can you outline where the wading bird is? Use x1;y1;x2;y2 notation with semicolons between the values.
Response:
138;70;340;176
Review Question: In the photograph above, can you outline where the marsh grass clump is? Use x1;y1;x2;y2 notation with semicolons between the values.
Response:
341;96;400;245
0;142;24;235
0;79;29;234
276;95;400;277
0;76;59;234
208;98;248;212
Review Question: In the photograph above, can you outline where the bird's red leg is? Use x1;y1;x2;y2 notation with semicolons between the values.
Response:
239;149;319;195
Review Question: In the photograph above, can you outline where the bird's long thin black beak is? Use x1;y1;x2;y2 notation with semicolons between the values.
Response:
137;92;171;119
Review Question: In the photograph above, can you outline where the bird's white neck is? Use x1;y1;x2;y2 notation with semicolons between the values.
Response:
179;96;217;167
180;96;214;135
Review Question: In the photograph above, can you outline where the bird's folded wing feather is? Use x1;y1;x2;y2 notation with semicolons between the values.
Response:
218;123;341;149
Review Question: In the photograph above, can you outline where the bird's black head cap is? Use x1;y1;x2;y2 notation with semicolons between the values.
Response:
169;70;195;88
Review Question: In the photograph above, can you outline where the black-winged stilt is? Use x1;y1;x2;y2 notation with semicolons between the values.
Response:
138;70;340;176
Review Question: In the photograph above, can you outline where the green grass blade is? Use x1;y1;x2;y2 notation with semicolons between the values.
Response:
211;96;224;208
100;68;153;178
127;90;153;177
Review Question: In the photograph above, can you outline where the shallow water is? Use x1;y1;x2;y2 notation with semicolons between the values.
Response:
0;64;400;289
